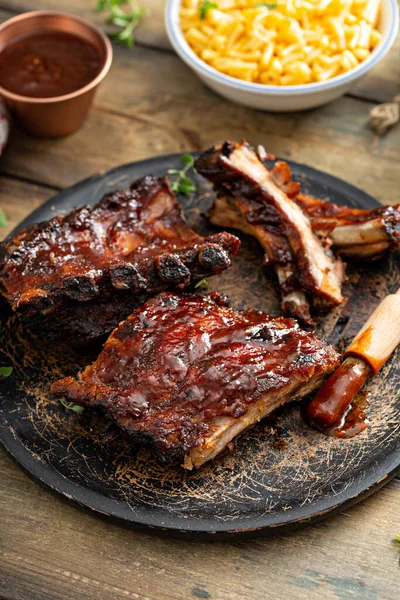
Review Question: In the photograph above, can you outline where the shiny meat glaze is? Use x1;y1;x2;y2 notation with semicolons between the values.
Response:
52;292;341;466
210;192;313;325
0;176;240;344
195;141;344;310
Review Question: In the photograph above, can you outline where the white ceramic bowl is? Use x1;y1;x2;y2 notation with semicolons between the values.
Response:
165;0;399;112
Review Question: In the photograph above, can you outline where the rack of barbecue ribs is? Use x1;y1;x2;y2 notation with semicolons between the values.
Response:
0;176;240;345
195;141;399;324
52;292;340;468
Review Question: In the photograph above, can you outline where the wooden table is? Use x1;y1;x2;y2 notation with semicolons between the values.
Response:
1;2;399;599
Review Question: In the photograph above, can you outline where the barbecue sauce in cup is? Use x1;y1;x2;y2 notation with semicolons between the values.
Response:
0;30;102;98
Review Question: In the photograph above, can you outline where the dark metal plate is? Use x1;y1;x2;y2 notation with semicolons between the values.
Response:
1;154;399;539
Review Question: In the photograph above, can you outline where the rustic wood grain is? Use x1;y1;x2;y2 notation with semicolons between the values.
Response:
1;448;400;600
0;47;398;204
0;4;398;205
0;176;57;239
0;0;170;49
0;1;399;599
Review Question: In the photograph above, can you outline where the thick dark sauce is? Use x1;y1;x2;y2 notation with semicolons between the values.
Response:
302;390;370;439
328;392;370;439
0;30;102;98
302;355;371;439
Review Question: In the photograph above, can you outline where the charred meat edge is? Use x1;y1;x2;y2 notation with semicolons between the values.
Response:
195;142;345;308
0;175;240;344
52;292;340;468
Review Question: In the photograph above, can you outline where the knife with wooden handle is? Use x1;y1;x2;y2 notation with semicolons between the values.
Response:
305;288;400;432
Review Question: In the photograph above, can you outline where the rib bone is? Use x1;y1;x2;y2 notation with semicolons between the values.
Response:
295;193;400;258
196;141;345;322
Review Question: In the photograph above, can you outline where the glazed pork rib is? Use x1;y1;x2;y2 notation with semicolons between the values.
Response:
196;141;345;323
210;192;313;324
52;292;341;468
258;146;400;258
0;176;240;345
295;194;400;259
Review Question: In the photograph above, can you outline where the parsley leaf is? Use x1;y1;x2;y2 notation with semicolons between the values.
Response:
198;1;218;20
0;366;13;377
168;154;197;196
395;535;400;543
195;279;209;289
95;0;145;47
59;398;85;413
180;153;196;166
256;2;278;8
0;209;8;227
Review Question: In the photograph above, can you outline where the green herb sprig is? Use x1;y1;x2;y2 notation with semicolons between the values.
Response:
96;0;145;47
395;535;400;543
168;154;197;195
198;1;218;20
0;366;13;377
195;279;209;289
0;209;8;227
256;2;278;8
59;398;85;414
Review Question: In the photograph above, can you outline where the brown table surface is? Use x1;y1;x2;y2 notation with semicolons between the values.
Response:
1;2;399;599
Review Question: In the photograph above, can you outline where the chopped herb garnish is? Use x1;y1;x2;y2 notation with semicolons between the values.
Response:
195;279;209;289
395;535;400;543
256;2;278;8
168;154;197;195
59;398;85;413
198;1;218;20
95;0;145;47
0;366;13;377
0;208;8;227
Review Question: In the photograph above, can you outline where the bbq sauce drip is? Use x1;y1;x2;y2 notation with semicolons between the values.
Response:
0;30;102;98
302;391;370;439
302;355;371;439
328;393;369;439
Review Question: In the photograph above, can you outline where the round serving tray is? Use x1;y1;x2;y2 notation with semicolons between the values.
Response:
0;153;399;539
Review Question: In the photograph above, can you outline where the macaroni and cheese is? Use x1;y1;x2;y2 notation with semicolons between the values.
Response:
180;0;382;86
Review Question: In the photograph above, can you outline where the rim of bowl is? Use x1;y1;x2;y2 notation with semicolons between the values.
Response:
0;10;113;104
165;0;399;95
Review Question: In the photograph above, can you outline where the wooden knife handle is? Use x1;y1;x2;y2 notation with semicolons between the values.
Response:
345;289;400;375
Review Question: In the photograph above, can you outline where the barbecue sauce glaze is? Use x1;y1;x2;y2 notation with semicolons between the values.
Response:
0;30;101;98
51;293;341;463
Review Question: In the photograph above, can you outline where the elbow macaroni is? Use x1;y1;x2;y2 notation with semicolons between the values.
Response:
180;0;382;86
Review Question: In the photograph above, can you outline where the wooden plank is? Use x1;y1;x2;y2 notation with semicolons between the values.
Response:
0;176;56;240
1;448;400;600
0;0;170;49
0;43;398;205
0;0;398;101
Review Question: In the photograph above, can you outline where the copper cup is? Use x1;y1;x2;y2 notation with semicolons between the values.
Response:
0;11;113;137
